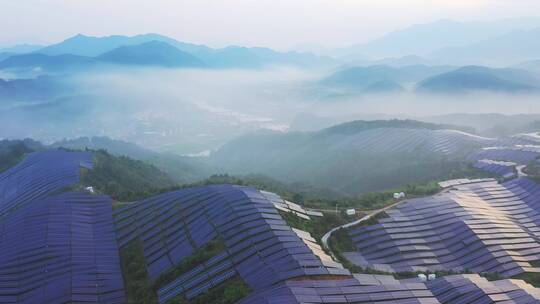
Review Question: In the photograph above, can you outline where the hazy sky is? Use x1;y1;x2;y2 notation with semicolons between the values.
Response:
1;0;540;50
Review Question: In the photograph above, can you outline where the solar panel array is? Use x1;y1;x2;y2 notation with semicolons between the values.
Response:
238;273;540;304
0;151;125;304
469;146;540;164
0;150;92;218
427;274;540;304
326;128;493;156
438;178;496;189
261;190;323;219
113;185;348;303
473;159;516;178
345;178;540;277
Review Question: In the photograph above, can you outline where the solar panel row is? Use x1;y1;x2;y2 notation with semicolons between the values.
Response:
0;150;93;218
113;185;348;303
473;159;516;178
469;147;540;165
346;178;540;277
238;273;540;304
325;128;492;156
261;190;323;219
0;151;126;304
0;192;125;304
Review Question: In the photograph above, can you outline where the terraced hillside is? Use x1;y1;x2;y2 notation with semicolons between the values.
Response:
345;178;540;277
114;184;347;303
212;120;494;194
3;150;540;303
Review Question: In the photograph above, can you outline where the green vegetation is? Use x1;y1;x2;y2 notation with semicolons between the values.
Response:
153;237;226;290
82;150;176;201
149;173;443;212
524;160;540;182
120;240;158;304
212;119;490;196
0;139;41;173
52;136;217;183
329;228;355;253
119;237;244;304
512;261;540;287
514;273;540;287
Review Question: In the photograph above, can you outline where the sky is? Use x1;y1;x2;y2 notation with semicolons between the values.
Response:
1;0;540;50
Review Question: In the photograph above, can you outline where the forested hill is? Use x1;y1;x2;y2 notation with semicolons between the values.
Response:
0;139;44;172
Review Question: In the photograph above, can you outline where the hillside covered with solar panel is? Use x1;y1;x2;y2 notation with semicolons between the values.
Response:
0;150;125;303
6;5;540;303
4;136;540;304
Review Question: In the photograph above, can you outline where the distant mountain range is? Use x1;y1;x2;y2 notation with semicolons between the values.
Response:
515;60;540;74
0;76;65;102
3;17;540;70
96;41;206;67
430;27;540;66
0;44;43;54
35;33;210;57
0;33;334;71
0;42;206;71
417;66;540;93
318;64;540;95
333;18;540;64
321;65;453;93
0;53;95;71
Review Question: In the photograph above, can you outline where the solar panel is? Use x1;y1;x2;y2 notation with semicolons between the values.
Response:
0;192;125;304
346;178;540;277
113;184;348;303
0;150;92;218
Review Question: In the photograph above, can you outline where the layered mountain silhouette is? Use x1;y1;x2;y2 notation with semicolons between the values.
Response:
0;76;65;101
17;33;331;69
430;27;540;66
417;66;540;93
0;53;95;71
322;65;452;93
334;18;540;60
97;41;205;67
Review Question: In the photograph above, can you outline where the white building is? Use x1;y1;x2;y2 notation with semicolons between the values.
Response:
85;186;95;194
393;192;405;199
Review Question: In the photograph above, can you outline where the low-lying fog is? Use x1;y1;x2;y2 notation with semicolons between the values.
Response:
2;66;540;154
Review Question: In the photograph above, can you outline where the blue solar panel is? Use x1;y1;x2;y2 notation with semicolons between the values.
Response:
346;178;540;278
0;150;92;218
113;184;349;303
0;192;125;304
